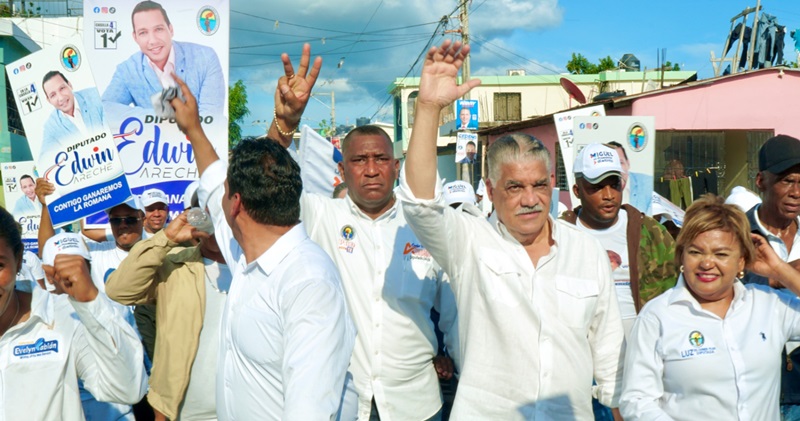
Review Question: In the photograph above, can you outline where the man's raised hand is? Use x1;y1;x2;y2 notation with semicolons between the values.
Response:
416;40;481;110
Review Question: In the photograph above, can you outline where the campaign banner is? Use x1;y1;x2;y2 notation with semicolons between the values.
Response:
83;0;229;227
1;161;40;252
455;132;478;164
651;192;685;227
456;99;478;131
5;35;132;228
573;116;656;215
298;125;343;196
553;104;605;203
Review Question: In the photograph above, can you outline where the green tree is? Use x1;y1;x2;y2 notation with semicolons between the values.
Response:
318;119;333;137
566;53;616;74
228;80;249;148
597;55;616;72
566;53;596;74
664;61;681;71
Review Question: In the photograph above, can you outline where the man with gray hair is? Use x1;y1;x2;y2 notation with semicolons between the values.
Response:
398;40;625;420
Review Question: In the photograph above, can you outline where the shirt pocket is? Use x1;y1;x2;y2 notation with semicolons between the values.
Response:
555;276;599;328
398;258;436;307
479;250;525;308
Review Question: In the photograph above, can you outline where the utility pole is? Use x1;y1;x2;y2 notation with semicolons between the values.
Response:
459;0;472;184
312;91;336;136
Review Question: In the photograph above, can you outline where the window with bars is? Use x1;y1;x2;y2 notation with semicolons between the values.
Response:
493;92;521;122
555;142;568;190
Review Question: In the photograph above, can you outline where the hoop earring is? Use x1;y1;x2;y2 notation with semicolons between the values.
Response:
738;271;745;278
679;265;684;273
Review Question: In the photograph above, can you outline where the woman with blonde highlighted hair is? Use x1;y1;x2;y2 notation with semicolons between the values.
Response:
621;194;800;420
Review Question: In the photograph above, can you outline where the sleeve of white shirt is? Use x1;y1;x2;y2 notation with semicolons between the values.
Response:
280;274;355;420
197;159;243;268
619;310;674;421
71;292;148;405
26;251;45;281
775;288;800;341
589;244;626;408
397;165;470;292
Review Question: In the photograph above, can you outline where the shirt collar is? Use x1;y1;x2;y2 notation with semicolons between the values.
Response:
668;274;747;309
28;288;55;326
751;203;800;241
489;212;558;247
244;222;308;277
145;46;176;84
346;194;398;222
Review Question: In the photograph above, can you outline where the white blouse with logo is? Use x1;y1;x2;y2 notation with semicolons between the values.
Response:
621;276;800;420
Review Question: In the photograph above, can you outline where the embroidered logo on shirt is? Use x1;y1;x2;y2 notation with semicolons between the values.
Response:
14;337;59;359
338;225;356;254
689;331;704;347
341;225;355;241
680;330;716;358
403;242;431;261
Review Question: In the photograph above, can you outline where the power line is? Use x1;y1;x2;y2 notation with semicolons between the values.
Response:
471;34;563;74
231;39;430;68
367;22;448;120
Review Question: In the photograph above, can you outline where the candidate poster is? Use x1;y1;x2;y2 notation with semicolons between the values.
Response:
553;104;605;201
456;99;478;131
5;35;132;228
1;161;40;252
455;132;478;164
573;116;656;215
83;0;229;226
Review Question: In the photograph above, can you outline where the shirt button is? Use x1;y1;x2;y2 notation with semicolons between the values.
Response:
375;323;380;328
375;350;379;355
375;297;380;302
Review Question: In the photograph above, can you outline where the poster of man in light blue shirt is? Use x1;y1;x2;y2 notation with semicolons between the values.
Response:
101;0;224;114
41;71;106;163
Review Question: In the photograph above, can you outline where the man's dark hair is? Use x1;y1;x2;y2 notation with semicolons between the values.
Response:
42;71;68;92
20;174;34;184
605;141;628;161
132;0;171;29
341;125;392;157
227;137;302;227
467;141;476;148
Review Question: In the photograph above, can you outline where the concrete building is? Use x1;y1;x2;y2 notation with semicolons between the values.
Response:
479;67;800;209
388;68;696;184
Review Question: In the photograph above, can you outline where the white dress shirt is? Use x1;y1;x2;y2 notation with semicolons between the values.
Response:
397;170;625;420
198;159;355;421
0;288;147;420
301;192;458;420
621;276;800;420
146;46;177;89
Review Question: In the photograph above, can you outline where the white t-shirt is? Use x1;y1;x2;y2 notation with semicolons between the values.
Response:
576;209;636;325
179;258;231;421
87;241;129;292
83;240;136;420
16;250;45;292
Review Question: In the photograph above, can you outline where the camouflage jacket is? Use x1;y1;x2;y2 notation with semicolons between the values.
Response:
561;204;677;313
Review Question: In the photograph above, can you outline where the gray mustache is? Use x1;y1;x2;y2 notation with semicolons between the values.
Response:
516;204;543;215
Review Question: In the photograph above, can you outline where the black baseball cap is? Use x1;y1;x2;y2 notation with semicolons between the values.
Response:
759;135;800;173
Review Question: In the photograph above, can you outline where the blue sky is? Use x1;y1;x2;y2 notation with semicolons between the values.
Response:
230;0;800;138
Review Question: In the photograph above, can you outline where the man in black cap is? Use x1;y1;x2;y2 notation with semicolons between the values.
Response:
744;134;800;420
